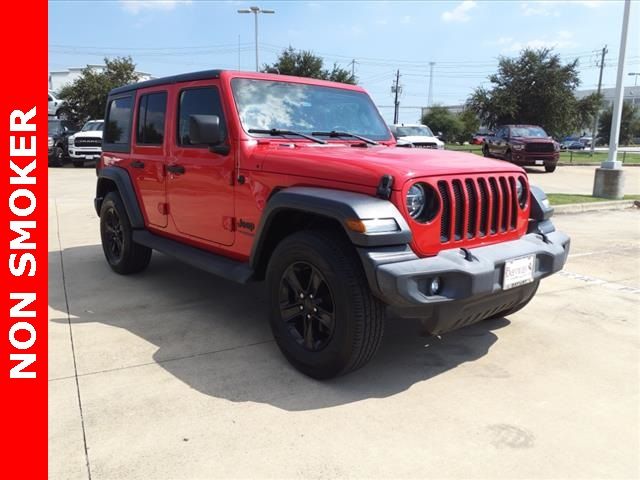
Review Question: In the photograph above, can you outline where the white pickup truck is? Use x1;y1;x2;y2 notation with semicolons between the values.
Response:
68;120;103;168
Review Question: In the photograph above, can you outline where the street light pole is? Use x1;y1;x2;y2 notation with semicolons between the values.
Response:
593;0;631;199
237;6;275;72
629;72;640;86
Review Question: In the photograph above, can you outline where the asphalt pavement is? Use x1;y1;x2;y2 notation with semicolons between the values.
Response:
49;165;639;479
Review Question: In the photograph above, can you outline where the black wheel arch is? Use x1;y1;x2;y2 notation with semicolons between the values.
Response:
94;166;145;229
250;186;412;280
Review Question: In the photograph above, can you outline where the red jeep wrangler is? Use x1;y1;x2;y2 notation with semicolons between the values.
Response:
95;70;570;379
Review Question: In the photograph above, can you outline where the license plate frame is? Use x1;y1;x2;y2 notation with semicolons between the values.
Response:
503;255;535;290
534;160;544;165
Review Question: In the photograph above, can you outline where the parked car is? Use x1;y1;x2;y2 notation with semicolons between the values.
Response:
48;118;79;167
48;90;66;118
389;123;444;149
95;70;569;379
471;131;492;145
68;120;104;168
579;136;593;148
560;139;585;151
482;124;559;172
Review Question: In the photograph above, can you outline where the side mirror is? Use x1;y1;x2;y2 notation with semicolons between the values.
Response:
189;114;222;145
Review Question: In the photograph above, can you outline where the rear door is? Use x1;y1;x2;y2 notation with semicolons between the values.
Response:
130;89;169;228
166;82;235;246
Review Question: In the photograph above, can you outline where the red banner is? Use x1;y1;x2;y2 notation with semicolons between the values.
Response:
1;1;48;477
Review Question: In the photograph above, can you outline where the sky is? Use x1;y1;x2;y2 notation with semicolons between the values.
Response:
49;0;640;123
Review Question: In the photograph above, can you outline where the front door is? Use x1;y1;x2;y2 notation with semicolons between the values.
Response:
167;83;235;246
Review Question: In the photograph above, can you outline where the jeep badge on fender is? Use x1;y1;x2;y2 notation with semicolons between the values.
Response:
94;70;570;379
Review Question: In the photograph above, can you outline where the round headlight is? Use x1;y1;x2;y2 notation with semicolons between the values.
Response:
406;184;425;218
516;177;528;208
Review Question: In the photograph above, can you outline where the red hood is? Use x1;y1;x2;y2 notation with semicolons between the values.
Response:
256;143;524;189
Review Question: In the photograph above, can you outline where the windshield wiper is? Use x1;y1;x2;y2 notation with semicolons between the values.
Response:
248;128;326;144
312;130;378;145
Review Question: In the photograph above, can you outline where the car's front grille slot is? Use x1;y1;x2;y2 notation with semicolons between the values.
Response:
465;179;477;238
489;177;500;234
436;175;522;244
438;181;451;242
525;142;554;153
452;180;464;240
74;137;102;147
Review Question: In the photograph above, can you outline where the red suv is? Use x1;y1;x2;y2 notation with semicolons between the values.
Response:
482;125;560;173
95;71;570;378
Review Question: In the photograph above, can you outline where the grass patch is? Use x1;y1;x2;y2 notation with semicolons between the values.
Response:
546;193;640;205
444;145;640;164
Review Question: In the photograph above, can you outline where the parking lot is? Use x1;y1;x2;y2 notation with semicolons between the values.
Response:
49;165;639;479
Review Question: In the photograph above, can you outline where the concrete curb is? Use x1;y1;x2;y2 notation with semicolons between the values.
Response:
553;200;638;214
558;162;640;167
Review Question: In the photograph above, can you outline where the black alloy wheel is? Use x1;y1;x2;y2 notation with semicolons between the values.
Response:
99;191;152;274
278;261;336;352
102;205;124;264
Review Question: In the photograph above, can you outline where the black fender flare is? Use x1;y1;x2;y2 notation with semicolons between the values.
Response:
94;166;145;229
249;186;412;269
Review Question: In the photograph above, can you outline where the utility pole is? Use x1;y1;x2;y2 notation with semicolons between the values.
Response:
237;6;275;72
427;61;435;107
349;59;358;80
590;45;608;155
391;70;401;124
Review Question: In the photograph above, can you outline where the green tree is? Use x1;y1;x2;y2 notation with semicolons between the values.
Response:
596;101;640;146
456;108;480;144
466;48;600;138
421;105;463;143
263;47;356;84
58;57;141;123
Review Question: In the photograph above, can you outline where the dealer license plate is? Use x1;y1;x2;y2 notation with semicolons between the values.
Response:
85;155;98;160
503;255;535;290
535;160;544;165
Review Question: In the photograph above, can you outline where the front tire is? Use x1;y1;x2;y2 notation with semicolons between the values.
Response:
99;191;152;274
545;164;557;173
482;144;490;157
52;146;64;167
266;230;385;379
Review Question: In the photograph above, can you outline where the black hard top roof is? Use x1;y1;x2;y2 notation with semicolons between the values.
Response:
109;69;222;96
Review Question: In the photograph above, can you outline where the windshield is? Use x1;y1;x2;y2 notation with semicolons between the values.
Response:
48;120;61;135
396;126;434;137
231;78;391;141
82;121;104;132
510;126;548;138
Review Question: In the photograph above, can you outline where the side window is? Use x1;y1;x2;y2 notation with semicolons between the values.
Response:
137;92;167;145
104;96;133;146
177;87;226;146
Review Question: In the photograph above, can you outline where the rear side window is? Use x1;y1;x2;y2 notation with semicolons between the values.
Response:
177;87;226;146
136;92;167;145
104;96;133;148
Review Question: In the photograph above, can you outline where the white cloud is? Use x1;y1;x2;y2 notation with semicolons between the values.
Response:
501;30;578;53
520;1;603;17
441;0;477;23
120;1;191;15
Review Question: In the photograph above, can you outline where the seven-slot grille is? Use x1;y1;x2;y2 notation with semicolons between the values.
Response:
437;175;520;243
74;137;102;147
525;142;554;153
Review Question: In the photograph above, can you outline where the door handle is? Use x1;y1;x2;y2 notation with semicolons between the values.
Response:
130;160;145;169
166;164;186;175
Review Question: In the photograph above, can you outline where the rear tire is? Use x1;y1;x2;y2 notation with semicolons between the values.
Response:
266;229;385;379
99;191;152;274
545;164;556;173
